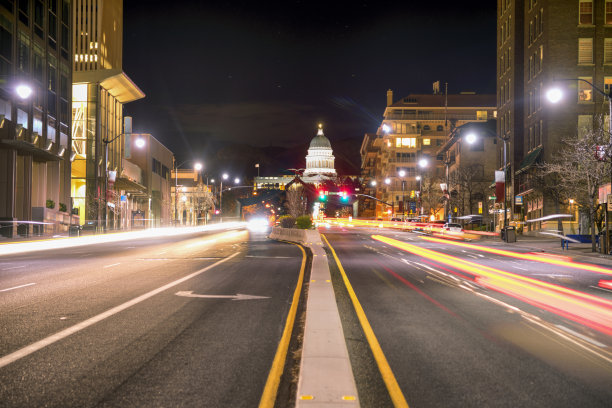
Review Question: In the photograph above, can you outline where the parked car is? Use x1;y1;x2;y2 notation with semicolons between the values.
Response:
442;223;464;233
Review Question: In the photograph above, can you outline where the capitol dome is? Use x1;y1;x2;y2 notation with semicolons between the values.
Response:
304;124;336;178
309;128;332;149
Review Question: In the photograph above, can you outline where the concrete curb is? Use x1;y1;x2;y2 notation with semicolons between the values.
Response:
269;227;359;407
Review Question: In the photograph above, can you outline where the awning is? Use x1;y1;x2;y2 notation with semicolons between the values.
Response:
515;147;542;175
115;176;147;194
73;69;145;103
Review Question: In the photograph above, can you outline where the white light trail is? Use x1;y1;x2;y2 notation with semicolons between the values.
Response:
0;223;246;257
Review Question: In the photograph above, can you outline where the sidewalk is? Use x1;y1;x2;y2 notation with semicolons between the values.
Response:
484;234;612;266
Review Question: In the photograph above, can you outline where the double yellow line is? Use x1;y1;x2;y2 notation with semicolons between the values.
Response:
322;234;409;408
259;243;306;408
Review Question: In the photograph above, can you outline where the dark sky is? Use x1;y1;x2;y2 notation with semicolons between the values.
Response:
122;1;496;163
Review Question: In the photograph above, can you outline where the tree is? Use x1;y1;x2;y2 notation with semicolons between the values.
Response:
193;185;215;224
539;116;610;252
285;185;308;218
420;174;445;219
449;163;490;221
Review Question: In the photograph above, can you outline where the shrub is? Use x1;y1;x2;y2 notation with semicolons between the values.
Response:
72;207;79;215
279;215;296;228
296;215;312;229
46;199;55;209
59;203;67;212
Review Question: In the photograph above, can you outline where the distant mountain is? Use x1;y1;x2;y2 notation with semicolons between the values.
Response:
204;137;361;180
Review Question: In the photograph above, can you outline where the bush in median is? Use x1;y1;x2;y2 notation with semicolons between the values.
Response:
296;215;312;229
279;215;296;228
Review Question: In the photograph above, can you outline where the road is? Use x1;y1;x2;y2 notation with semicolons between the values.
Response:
323;226;612;408
0;227;304;407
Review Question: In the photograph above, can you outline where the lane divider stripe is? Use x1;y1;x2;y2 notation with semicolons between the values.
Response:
0;253;239;369
259;243;306;408
322;234;409;408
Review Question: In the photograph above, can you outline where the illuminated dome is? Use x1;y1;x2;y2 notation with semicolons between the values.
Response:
309;126;332;149
304;124;336;177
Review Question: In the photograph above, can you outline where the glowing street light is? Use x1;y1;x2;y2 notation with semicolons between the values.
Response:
15;84;33;99
546;87;563;104
234;177;240;184
370;180;377;186
194;162;203;171
134;137;146;149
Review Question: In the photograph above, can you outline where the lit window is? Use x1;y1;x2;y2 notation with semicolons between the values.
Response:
401;138;416;147
476;110;488;120
578;38;593;64
607;1;612;24
396;138;402;148
605;77;612;94
423;139;431;146
579;1;593;25
578;77;593;101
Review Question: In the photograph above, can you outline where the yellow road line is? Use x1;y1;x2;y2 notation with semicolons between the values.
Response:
322;234;409;408
259;242;306;408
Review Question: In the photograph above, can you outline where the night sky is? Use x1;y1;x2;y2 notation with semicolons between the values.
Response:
122;1;496;170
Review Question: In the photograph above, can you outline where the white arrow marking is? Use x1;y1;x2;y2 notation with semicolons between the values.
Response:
175;290;269;301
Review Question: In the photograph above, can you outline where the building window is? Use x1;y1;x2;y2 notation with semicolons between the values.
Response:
578;77;593;101
607;1;612;24
605;39;612;64
578;38;593;64
579;1;593;25
477;110;488;120
605;77;612;94
396;137;416;148
423;138;431;146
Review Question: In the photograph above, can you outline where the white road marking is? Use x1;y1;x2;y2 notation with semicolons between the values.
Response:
103;263;121;269
512;266;528;271
590;285;612;294
0;252;239;369
245;255;293;258
1;266;25;271
175;290;269;300
555;325;607;348
0;282;36;292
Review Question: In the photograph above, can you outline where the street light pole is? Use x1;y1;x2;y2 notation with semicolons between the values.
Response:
398;170;406;220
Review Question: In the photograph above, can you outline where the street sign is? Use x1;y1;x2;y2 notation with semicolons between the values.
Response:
488;196;496;200
478;201;482;214
515;196;523;205
608;194;612;211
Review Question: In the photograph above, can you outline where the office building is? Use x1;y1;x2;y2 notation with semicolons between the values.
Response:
0;0;74;237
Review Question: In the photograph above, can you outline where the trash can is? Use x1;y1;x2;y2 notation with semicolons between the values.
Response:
504;226;516;243
69;225;82;237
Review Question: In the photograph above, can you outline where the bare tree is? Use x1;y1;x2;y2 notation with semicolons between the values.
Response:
420;174;444;219
285;185;307;218
539;116;610;252
193;185;215;224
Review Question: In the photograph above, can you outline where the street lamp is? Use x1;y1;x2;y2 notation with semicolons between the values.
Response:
418;158;429;217
398;169;406;220
174;160;203;225
384;177;393;217
547;78;612;252
102;133;145;231
464;129;509;231
15;84;33;100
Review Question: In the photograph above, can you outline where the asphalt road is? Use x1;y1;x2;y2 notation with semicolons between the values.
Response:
323;226;612;408
0;227;303;407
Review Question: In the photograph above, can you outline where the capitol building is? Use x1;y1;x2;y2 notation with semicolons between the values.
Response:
255;124;337;190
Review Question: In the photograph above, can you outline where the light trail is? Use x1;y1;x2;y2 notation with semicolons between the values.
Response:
0;223;246;256
372;235;612;337
421;236;612;276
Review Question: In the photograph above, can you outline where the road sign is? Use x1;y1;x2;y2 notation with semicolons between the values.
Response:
608;194;612;211
488;196;496;200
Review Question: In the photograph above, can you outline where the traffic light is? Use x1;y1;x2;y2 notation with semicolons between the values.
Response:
341;191;349;202
318;190;327;201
